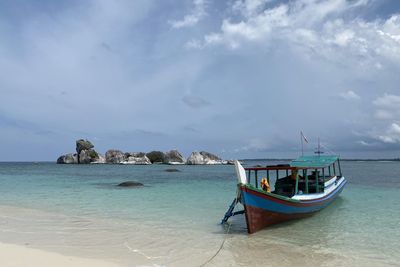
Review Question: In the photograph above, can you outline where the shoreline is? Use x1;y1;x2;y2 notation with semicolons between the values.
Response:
0;204;234;267
0;242;121;267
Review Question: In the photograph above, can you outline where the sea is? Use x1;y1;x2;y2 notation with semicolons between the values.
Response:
0;160;399;266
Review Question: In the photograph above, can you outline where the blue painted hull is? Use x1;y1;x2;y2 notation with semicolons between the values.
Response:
240;178;347;233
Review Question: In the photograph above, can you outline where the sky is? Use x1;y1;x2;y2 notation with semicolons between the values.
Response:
1;0;400;161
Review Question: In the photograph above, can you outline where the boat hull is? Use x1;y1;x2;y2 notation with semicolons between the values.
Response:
240;178;347;234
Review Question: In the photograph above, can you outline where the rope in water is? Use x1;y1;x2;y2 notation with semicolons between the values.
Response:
124;241;162;260
199;222;232;267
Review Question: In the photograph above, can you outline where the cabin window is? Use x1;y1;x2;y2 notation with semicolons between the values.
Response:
244;159;337;197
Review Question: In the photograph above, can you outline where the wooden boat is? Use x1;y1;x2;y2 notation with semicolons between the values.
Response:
221;155;347;234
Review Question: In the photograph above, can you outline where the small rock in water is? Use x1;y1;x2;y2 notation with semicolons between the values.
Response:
117;181;144;187
165;168;180;172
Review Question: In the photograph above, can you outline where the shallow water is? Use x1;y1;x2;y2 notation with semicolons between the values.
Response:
0;161;399;266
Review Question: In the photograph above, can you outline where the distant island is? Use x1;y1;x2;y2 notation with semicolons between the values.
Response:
240;158;400;162
57;139;233;165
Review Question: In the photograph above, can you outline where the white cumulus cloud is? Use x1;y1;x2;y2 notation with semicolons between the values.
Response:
370;94;400;144
340;90;360;100
169;0;207;29
378;123;400;143
372;93;400;121
373;93;400;108
189;0;400;69
232;0;273;18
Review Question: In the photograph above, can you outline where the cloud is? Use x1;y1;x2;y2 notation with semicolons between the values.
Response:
373;93;400;108
363;93;400;145
235;137;272;153
1;1;400;160
378;123;400;143
333;29;355;47
189;0;400;69
372;93;400;121
182;95;211;108
180;0;400;156
357;140;372;146
374;109;394;120
202;4;290;48
232;0;273;18
340;90;360;100
169;0;207;29
183;125;200;133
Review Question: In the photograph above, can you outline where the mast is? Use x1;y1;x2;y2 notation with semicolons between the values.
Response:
300;132;304;156
315;137;324;156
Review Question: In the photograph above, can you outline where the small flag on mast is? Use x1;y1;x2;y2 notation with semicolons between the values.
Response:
301;131;309;143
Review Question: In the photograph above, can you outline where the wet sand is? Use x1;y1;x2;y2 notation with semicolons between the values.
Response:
0;242;121;267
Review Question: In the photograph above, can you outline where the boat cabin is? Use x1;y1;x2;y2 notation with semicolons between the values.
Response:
243;156;342;197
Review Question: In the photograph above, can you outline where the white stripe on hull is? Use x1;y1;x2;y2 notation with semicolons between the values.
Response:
291;177;346;201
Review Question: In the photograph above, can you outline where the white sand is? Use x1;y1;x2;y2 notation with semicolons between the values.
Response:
0;242;122;267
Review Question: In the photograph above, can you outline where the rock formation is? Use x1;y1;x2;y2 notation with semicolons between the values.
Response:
79;149;99;164
146;151;166;164
105;150;126;163
91;154;106;164
57;139;100;164
164;150;185;164
121;152;151;165
76;139;94;154
75;139;100;164
186;151;227;165
57;153;78;164
57;140;229;165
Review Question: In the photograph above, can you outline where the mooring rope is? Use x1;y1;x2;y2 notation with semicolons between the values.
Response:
124;241;163;260
199;222;232;267
320;143;338;155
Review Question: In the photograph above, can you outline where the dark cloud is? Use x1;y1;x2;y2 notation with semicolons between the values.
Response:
100;42;112;52
182;95;211;109
183;125;200;133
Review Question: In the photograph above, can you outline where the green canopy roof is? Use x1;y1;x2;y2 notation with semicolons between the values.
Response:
290;155;338;168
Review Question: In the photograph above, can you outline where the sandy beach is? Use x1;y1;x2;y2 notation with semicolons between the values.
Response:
0;242;121;267
0;204;235;267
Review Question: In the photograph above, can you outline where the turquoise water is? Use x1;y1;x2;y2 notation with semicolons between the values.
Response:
0;161;399;266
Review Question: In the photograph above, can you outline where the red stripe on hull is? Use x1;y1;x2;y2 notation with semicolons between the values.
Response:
244;205;313;234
